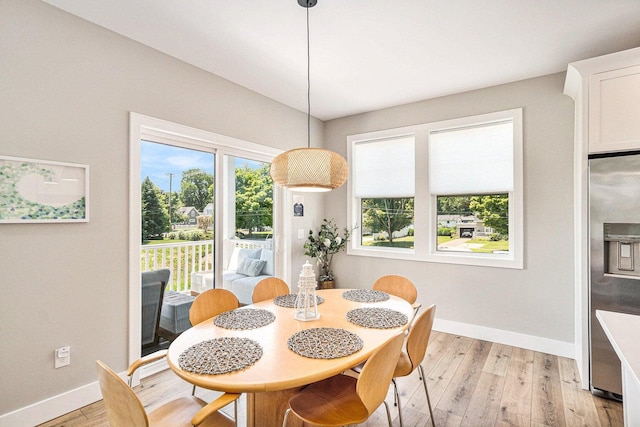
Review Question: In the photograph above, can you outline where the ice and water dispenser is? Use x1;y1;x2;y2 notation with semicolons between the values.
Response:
604;223;640;277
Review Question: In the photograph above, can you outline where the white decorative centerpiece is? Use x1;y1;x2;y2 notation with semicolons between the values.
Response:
295;261;320;321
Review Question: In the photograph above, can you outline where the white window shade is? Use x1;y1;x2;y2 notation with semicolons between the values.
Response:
429;121;513;195
354;137;415;198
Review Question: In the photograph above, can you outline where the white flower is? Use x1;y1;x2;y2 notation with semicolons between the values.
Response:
335;236;342;245
323;238;331;247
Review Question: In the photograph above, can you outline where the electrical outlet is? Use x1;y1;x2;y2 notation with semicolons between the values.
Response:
55;346;70;368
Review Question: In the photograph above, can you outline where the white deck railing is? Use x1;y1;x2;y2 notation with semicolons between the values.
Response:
141;239;270;292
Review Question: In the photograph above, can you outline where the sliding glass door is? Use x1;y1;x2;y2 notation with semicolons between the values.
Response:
130;113;282;364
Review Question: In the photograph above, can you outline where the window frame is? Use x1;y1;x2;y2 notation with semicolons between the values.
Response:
347;108;523;269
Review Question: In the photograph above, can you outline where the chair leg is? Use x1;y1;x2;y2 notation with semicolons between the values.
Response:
392;378;404;427
282;408;290;427
418;365;436;427
234;399;238;427
192;384;196;396
382;400;393;427
392;378;398;406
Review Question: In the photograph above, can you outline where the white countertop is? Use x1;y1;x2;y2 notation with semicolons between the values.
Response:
596;310;640;389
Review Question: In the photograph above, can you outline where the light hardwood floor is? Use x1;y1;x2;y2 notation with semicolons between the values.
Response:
38;331;623;427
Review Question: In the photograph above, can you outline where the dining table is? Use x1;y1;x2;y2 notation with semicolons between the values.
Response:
167;288;414;427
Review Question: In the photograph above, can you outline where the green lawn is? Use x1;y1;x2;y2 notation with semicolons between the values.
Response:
362;235;414;248
467;239;509;253
362;234;508;253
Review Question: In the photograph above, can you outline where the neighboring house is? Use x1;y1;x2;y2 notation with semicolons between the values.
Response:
459;215;476;223
202;203;214;216
438;215;492;238
437;215;460;228
178;207;199;225
457;220;493;239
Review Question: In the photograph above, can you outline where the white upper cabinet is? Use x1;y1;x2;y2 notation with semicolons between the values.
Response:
589;65;640;153
565;47;640;154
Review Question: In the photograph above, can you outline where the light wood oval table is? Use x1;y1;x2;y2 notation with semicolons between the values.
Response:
167;288;413;427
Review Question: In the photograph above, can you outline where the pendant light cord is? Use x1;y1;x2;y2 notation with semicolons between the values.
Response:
306;5;311;149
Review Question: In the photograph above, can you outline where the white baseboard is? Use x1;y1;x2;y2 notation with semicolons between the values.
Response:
433;318;575;359
0;361;168;427
0;381;102;427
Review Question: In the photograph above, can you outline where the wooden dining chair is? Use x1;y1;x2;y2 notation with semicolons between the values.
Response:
282;333;405;427
373;274;422;319
252;277;289;303
97;357;239;427
392;304;437;427
189;288;239;326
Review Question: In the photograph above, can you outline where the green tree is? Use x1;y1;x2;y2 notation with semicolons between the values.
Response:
235;165;273;237
362;198;414;243
469;194;509;236
160;190;183;225
141;177;169;242
437;196;472;216
180;168;213;212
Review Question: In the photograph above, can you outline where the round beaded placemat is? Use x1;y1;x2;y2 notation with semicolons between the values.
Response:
346;307;408;329
178;337;263;375
274;293;325;308
287;327;363;359
342;289;390;303
213;308;275;330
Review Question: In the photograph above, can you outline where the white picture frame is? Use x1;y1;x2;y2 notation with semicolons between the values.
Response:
0;155;89;223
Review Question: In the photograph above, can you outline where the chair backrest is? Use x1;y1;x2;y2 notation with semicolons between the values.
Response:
141;269;170;347
252;277;289;303
372;275;418;304
96;360;149;426
189;288;239;326
356;333;405;416
405;304;436;370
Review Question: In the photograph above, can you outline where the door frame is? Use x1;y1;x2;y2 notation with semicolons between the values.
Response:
129;113;287;378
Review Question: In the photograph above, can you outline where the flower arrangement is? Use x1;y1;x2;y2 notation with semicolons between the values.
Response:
304;219;352;282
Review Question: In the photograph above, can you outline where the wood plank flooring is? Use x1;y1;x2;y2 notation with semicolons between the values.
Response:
38;331;623;427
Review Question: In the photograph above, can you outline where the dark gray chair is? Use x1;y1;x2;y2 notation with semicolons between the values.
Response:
141;269;170;348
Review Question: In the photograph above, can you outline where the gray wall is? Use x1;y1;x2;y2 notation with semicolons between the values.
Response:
0;0;319;415
323;72;576;342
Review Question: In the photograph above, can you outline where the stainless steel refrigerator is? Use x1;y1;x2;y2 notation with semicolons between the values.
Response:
589;152;640;399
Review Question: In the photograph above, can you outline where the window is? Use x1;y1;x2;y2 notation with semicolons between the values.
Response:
348;109;523;269
352;136;415;250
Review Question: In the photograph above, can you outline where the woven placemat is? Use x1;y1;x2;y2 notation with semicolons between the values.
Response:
274;293;325;308
214;308;275;330
178;337;263;375
287;327;363;359
346;307;408;329
342;289;390;303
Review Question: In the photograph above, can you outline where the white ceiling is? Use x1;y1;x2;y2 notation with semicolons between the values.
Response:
42;0;640;120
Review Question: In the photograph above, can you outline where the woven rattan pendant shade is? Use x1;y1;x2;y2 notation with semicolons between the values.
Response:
270;0;348;192
270;147;348;192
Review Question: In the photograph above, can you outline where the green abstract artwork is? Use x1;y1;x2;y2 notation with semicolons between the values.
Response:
0;156;88;223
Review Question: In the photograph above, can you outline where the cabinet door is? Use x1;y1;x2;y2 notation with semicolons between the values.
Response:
589;65;640;154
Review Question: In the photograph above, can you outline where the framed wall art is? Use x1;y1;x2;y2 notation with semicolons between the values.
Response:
0;156;89;223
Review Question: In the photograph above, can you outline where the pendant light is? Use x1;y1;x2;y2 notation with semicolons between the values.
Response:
270;0;348;192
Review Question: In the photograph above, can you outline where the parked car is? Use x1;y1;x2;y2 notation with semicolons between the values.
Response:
461;231;472;238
